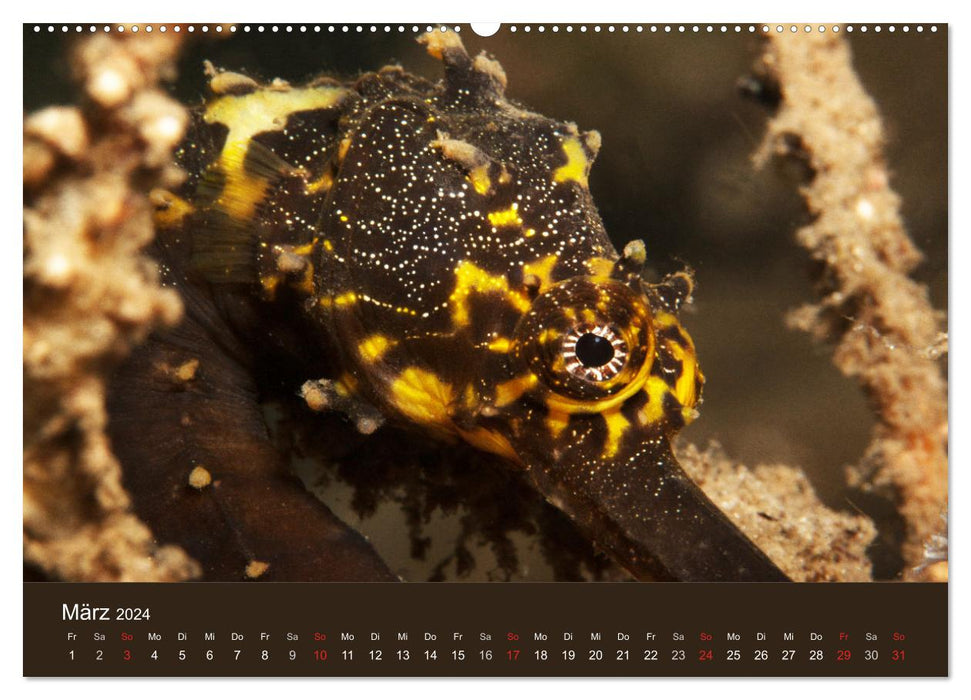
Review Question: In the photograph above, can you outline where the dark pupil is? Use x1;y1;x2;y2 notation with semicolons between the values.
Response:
575;333;614;368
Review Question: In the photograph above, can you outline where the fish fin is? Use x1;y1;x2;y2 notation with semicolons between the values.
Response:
189;139;296;285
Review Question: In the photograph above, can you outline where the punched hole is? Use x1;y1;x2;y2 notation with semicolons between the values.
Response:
471;23;500;37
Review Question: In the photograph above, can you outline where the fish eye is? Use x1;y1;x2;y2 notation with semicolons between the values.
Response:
511;276;655;408
563;324;628;382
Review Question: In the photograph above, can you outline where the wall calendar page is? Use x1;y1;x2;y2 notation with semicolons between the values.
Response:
22;18;948;681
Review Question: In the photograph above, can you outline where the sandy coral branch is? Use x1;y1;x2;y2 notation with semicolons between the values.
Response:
23;31;200;581
676;443;875;581
753;31;947;573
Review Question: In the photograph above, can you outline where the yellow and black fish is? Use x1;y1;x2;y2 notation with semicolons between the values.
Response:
113;31;788;582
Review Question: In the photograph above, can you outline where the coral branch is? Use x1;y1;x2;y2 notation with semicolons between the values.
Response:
754;31;947;572
23;31;199;581
677;443;875;582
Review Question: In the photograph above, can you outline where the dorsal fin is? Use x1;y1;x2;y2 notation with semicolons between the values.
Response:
190;139;295;283
185;69;351;286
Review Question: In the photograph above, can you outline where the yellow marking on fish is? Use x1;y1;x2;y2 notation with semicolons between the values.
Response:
596;290;613;314
458;426;517;461
336;372;359;397
487;203;523;228
358;334;395;363
350;291;420;317
390;368;454;427
322;239;334;253
338;137;352;162
654;309;703;414
602;407;631;458
334;291;358;307
449;261;531;327
213;141;274;220
203;85;347;220
585;256;614;281
668;338;699;410
260;271;282;296
546;409;570;439
636;378;671;427
306;169;334;194
296;265;315;295
150;189;195;228
653;310;679;329
552;136;591;187
487;337;513;353
494;373;538;408
463;384;478;410
538;328;560;345
522;254;559;291
468;164;492;195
